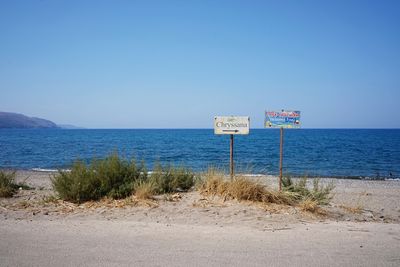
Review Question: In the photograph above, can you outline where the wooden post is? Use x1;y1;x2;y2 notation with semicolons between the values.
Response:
230;134;234;180
279;127;284;191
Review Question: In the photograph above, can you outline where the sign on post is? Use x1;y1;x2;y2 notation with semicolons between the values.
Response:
214;116;250;179
265;110;301;191
265;110;301;128
214;116;250;135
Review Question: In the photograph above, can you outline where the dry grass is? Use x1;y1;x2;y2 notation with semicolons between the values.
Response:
339;204;363;214
339;191;368;214
197;170;336;214
198;169;292;205
134;180;155;200
163;193;182;202
299;198;319;212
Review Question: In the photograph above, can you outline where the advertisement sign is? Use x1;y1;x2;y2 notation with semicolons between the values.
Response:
265;110;301;128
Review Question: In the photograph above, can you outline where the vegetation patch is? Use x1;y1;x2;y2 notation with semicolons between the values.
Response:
198;169;293;205
134;180;156;200
52;154;147;203
0;170;32;198
198;170;335;212
282;176;335;206
52;154;196;203
149;164;195;194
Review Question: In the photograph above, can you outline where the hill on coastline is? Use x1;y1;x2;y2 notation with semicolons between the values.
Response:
0;112;59;129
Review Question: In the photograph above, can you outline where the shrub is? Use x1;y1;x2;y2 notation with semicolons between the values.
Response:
150;163;195;194
92;154;147;199
52;154;195;203
52;161;101;203
282;176;335;205
0;170;17;197
52;154;147;203
0;170;32;198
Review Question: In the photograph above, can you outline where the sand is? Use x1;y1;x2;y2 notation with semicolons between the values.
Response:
1;171;400;266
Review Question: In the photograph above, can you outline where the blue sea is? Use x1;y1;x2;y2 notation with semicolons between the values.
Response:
0;129;399;179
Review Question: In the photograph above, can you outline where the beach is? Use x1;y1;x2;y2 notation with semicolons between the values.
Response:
1;171;399;266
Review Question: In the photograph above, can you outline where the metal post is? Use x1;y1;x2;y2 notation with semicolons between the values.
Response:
230;134;234;180
279;127;284;191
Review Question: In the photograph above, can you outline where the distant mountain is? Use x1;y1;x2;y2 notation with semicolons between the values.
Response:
57;124;84;129
0;112;59;129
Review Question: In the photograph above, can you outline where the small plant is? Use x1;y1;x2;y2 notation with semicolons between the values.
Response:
299;198;319;212
0;170;31;198
150;163;195;194
282;176;335;205
339;191;367;214
0;170;17;197
52;161;102;203
134;180;155;200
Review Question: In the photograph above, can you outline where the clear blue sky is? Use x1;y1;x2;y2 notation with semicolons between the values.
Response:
1;0;399;128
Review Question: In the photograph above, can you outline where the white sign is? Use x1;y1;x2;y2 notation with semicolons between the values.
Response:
214;116;250;135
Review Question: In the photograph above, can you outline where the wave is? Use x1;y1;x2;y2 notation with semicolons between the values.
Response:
31;168;70;172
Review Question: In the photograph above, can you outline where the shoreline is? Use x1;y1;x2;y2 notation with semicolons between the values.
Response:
3;167;399;181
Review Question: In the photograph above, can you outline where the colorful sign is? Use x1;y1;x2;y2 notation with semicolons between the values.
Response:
265;110;301;128
214;116;250;135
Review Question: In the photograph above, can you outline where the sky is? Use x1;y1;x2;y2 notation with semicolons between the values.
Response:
0;0;399;128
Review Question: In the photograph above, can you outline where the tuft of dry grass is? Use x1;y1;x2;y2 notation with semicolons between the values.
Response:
134;180;155;200
339;191;368;214
339;204;363;214
198;170;293;205
299;198;319;212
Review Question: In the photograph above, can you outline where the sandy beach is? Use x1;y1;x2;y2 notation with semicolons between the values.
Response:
1;171;400;266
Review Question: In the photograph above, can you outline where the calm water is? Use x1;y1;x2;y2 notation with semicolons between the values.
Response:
0;129;399;179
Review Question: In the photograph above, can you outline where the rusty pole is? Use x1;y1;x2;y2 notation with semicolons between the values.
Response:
279;127;284;191
230;134;234;180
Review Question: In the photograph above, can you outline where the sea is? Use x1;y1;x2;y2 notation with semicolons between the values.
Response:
0;129;399;180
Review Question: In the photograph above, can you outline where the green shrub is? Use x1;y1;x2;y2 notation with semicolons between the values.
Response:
282;176;335;205
0;170;32;198
52;161;101;203
92;154;147;199
0;171;17;197
150;163;195;194
51;154;195;203
52;154;147;203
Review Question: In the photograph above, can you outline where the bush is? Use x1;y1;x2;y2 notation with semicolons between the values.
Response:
52;154;147;203
92;154;147;199
0;171;17;197
52;154;195;203
52;161;102;203
150;163;195;194
0;170;32;198
282;176;335;205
